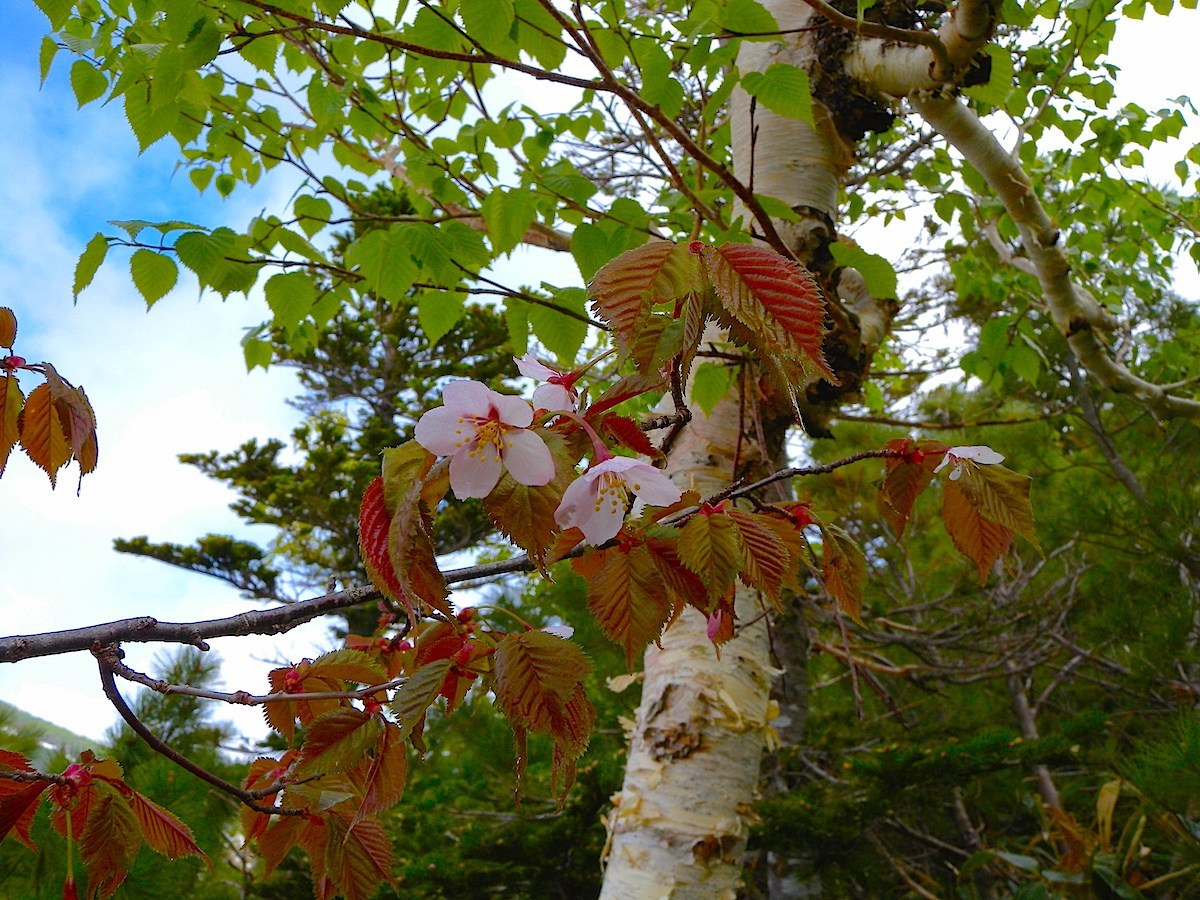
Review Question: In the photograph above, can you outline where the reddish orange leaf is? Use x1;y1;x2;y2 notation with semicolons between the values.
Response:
43;364;98;483
965;463;1039;549
942;476;1014;582
359;476;406;609
123;788;209;863
388;488;452;622
573;544;672;669
79;785;140;899
589;240;705;371
644;531;708;612
240;753;294;843
878;439;948;539
599;414;660;459
305;648;388;688
0;781;48;851
493;631;595;796
728;508;793;601
0;307;15;348
325;814;396;900
0;374;22;475
295;709;384;779
585;371;667;419
484;429;576;567
821;524;867;622
17;382;71;486
704;242;837;416
257;814;310;877
349;722;408;825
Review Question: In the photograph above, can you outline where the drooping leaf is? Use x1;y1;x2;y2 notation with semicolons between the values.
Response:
677;507;743;603
73;233;109;299
942;475;1015;582
130;249;179;307
878;439;949;539
79;785;141;899
704;242;836;415
821;524;867;622
0;781;49;851
359;476;405;606
256;813;310;878
572;543;673;668
324;813;396;900
349;722;407;824
0;307;15;348
965;463;1039;549
0;374;24;476
123;788;210;863
494;630;592;722
295;708;384;779
829;241;898;300
585;371;668;419
16;382;72;486
43;364;98;482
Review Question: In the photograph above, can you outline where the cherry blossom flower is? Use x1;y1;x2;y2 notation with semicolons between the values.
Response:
933;445;1005;481
555;456;681;545
515;354;579;413
415;380;555;499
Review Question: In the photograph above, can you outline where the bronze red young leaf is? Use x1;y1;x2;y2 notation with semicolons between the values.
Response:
0;307;15;348
942;476;1015;582
821;524;868;622
878;439;948;539
573;543;673;669
16;382;72;486
0;374;22;475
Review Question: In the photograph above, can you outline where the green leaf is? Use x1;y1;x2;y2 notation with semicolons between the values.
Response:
740;64;813;124
70;60;108;107
129;250;179;308
417;290;466;345
294;709;383;778
529;288;588;363
678;509;743;601
717;0;779;35
174;228;257;296
829;242;898;300
73;233;109;299
38;35;58;84
294;195;333;238
345;227;416;305
460;0;516;51
481;189;538;256
33;0;71;30
242;336;273;371
690;362;733;416
264;271;317;333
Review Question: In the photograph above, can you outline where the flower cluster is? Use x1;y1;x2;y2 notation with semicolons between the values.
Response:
414;358;680;545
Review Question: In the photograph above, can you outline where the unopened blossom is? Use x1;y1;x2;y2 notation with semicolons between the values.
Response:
415;380;555;499
933;445;1005;481
555;456;681;545
515;354;579;413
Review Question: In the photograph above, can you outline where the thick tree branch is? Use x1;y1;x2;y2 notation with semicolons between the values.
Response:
913;94;1200;420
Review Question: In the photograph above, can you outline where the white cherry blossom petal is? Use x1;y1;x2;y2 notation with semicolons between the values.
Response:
449;448;503;499
501;428;555;486
532;382;576;413
515;354;558;381
413;405;466;456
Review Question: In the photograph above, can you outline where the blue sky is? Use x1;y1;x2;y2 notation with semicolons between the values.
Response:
0;7;323;743
0;4;1197;749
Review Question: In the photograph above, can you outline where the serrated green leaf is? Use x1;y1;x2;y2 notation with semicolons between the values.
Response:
294;194;333;238
481;188;538;256
174;228;258;296
264;271;317;333
70;59;108;107
38;35;58;84
740;64;813;124
74;233;109;299
242;337;273;371
33;0;71;29
129;250;178;307
417;290;466;344
345;226;417;305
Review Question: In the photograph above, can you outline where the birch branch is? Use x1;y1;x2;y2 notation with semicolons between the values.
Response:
913;94;1200;420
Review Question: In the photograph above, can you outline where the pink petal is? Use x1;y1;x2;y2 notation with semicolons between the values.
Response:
442;379;493;415
414;405;469;456
532;382;575;413
578;495;625;545
515;354;558;381
502;429;555;486
626;466;681;507
491;392;535;428
555;472;599;530
448;449;503;499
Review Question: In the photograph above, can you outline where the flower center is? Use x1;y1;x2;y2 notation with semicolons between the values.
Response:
457;410;509;463
593;472;630;514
